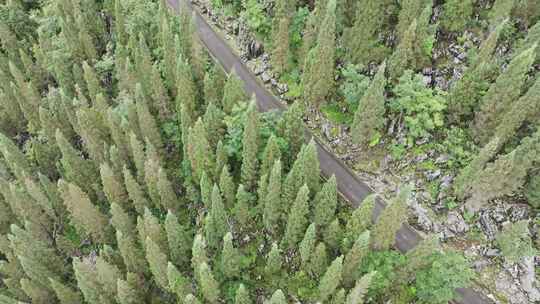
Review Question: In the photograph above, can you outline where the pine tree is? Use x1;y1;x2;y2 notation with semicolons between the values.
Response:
515;21;540;64
230;186;249;231
205;184;229;250
314;175;337;229
371;187;410;250
343;231;370;287
269;289;287;304
319;255;343;302
49;278;83;304
396;0;431;40
100;163;128;207
454;137;501;200
215;140;228;179
198;262;220;304
235;283;251;304
221;232;242;279
344;0;393;64
184;294;202;304
496;220;536;262
123;165;151;215
309;242;328;278
473;46;536;144
440;0;473;32
20;278;55;304
352;62;387;146
488;0;516;27
82;61;104;102
135;84;163;150
157;167;180;211
73;257;108;304
145;237;169;290
167;262;191;299
324;218;343;251
282;184;310;249
56;130;99;197
200;171;212;208
76;107;110;165
261;134;282;178
278;101;305;159
106;109;130;166
150;63;171;121
188;118;214;182
299;223;317;269
403;235;440;278
116;275;143;304
271;16;291;76
264;160;282;232
466;129;540;211
282;152;305;208
144;142;161;205
176;56;197;118
344;194;375;249
265;242;282;277
222;70;247;114
219;165;235;209
110;203;136;237
203;102;224;149
129;132;146;183
204;64;226;106
241;102;259;190
192;234;209;273
116;230;147;275
302;0;336;109
302;139;321;193
333;288;346;304
388;20;417;80
345;272;376;304
165;211;192;268
95;256;121;301
138;208;168;253
59;180;110;243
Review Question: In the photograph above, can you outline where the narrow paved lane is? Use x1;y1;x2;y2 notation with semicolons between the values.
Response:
165;1;493;303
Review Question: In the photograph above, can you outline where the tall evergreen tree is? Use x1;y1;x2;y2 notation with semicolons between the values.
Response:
318;255;343;302
440;0;473;32
271;16;291;76
388;20;417;80
145;237;169;290
344;0;393;64
261;134;282;178
282;184;310;249
344;194;375;249
221;232;242;279
198;262;220;304
313;175;337;229
235;284;251;304
264;160;282;232
302;0;336;109
473;46;536;143
165;211;192;268
240;102;259;190
371;187;410;251
205;184;229;250
188;118;214;182
219;165;235;209
233;184;251;228
343;231;370;287
352;62;387;146
222;70;247;114
269;289;287;304
265;242;283;277
346;272;375;304
299;223;317;269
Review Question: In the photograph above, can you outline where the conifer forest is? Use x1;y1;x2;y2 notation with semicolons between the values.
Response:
0;0;538;304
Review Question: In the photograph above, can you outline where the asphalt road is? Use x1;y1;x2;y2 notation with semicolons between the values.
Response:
165;1;494;303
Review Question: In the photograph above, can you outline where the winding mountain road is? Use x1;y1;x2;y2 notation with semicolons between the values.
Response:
165;1;494;303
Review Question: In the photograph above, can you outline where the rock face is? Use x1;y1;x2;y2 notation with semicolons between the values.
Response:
495;257;540;304
236;18;263;60
443;211;469;238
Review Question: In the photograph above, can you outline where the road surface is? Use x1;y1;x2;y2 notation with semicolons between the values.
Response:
165;1;494;303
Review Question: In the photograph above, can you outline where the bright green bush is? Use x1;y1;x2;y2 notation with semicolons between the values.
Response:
390;70;447;145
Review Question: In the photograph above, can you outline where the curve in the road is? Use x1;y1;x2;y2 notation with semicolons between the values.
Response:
165;1;494;303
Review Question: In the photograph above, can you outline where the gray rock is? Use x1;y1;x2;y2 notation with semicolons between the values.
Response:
509;204;529;222
479;212;499;240
520;256;540;302
277;83;288;94
473;259;491;271
496;270;530;304
261;72;271;83
440;174;454;189
446;211;469;235
254;64;265;76
435;154;449;164
270;78;278;87
425;170;441;181
410;200;433;232
484;248;501;257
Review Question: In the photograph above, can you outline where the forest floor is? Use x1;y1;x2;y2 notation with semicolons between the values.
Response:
186;1;540;303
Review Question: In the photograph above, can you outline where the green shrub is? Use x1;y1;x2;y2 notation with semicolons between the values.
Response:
241;0;270;39
390;70;447;145
496;220;537;263
526;173;540;209
415;251;474;304
339;64;370;113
